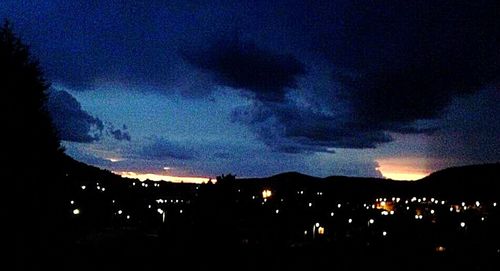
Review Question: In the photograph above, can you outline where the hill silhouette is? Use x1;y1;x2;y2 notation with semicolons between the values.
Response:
232;163;500;200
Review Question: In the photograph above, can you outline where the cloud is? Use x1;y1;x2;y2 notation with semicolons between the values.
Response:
6;0;497;163
47;90;104;142
320;0;499;125
106;124;131;141
141;137;195;160
231;102;393;153
231;1;499;153
184;37;306;102
428;86;500;164
47;90;131;142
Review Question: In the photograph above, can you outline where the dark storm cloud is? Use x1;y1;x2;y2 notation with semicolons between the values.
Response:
184;38;306;102
47;90;104;142
47;90;131;142
321;0;499;125
141;137;195;160
3;0;498;161
0;1;187;90
106;124;131;141
231;102;393;153
429;87;500;164
232;1;499;153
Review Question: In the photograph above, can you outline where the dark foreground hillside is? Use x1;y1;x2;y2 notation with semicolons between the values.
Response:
27;158;500;271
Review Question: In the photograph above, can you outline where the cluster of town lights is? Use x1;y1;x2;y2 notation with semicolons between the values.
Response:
69;180;499;244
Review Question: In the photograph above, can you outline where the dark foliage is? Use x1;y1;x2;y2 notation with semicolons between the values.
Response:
2;21;66;270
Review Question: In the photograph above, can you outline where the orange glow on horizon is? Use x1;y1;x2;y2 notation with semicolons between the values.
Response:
376;157;430;181
114;171;211;184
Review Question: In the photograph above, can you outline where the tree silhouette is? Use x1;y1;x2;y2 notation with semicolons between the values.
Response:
2;20;65;270
216;173;236;186
1;20;61;162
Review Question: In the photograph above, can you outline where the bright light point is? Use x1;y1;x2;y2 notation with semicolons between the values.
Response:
461;202;466;207
275;209;279;214
494;202;497;207
382;231;387;236
70;200;74;205
481;217;485;221
262;189;272;199
148;205;151;208
381;211;388;216
430;210;435;214
72;209;80;215
475;201;480;207
369;219;374;224
460;222;466;228
330;212;334;217
436;246;446;252
389;210;394;215
308;203;312;207
179;210;183;214
348;218;352;224
315;222;320;227
318;227;325;235
337;203;342;208
441;200;445;205
81;185;86;190
304;230;308;235
163;167;171;171
101;187;105;192
118;210;123;215
157;208;163;214
126;215;130;219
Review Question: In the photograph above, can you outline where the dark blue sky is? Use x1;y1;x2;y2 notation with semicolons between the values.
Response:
2;0;498;180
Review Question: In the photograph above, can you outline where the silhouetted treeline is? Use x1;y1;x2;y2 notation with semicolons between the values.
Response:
2;21;67;270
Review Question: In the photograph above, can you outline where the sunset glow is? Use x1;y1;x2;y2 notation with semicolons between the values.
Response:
114;171;211;184
376;158;430;181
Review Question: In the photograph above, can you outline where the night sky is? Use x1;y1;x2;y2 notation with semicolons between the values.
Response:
2;1;498;181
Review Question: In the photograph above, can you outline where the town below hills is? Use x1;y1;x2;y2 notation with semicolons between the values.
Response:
40;155;499;270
